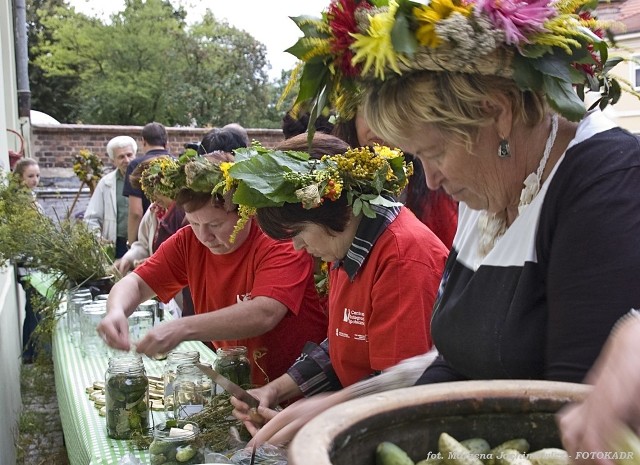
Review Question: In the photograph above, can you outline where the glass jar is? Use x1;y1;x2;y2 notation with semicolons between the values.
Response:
80;301;107;357
138;299;159;323
162;350;200;419
105;354;149;439
149;420;204;465
66;288;92;346
173;363;212;420
213;346;252;395
129;304;155;343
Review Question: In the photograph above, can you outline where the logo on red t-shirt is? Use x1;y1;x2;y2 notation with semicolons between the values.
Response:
236;292;251;303
343;308;365;325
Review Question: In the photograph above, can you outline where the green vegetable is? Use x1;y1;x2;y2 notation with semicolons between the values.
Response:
527;448;570;465
609;425;640;465
417;457;443;465
487;439;530;465
175;444;197;462
377;441;415;465
495;448;532;465
150;454;166;465
439;433;484;465
149;440;171;454
461;438;491;456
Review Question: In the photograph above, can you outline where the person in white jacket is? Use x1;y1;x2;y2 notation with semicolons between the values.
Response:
83;136;137;258
113;202;161;275
113;195;186;317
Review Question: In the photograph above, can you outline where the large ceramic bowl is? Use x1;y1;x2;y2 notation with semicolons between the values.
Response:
288;380;590;465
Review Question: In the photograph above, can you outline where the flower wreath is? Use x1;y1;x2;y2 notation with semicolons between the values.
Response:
219;141;413;227
140;143;412;242
140;150;250;241
284;0;632;133
73;149;104;193
140;149;227;201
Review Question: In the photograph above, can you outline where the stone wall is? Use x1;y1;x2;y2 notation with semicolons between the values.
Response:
30;124;285;218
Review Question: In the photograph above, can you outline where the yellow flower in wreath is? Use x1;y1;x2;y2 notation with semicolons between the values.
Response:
413;0;473;48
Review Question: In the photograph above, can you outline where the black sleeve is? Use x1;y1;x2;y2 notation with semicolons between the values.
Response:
122;161;141;198
539;131;640;382
414;354;468;385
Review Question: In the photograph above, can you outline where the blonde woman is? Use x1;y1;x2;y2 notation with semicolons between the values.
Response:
12;158;44;363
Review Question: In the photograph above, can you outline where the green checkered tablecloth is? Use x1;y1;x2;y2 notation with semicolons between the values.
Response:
52;309;217;465
26;270;60;299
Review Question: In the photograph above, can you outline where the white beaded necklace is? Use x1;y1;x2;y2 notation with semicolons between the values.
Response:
477;113;559;257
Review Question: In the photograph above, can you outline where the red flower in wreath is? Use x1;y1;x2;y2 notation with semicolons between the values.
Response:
327;0;371;77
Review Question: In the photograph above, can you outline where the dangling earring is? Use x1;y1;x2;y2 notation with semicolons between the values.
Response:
498;138;511;158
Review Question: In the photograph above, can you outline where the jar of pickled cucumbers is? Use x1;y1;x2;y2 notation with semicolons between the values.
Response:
149;420;204;465
213;346;251;395
105;354;149;439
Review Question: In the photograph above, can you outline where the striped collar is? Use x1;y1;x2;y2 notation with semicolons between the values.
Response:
339;202;401;281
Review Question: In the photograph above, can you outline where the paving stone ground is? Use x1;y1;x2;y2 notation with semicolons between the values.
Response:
15;189;92;465
17;364;69;465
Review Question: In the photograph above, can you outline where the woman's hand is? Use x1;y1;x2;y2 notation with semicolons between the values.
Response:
244;391;349;448
231;384;282;436
112;258;134;275
96;308;131;351
134;320;183;357
558;314;640;465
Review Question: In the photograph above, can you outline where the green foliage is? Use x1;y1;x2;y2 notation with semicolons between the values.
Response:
225;144;410;219
0;172;112;286
1;171;115;361
27;0;82;121
28;0;286;127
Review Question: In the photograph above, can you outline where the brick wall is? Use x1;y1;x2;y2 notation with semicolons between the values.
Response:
31;123;285;187
30;123;285;218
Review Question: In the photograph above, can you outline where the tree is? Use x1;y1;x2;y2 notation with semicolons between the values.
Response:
28;0;288;127
177;12;274;128
34;0;190;124
27;0;81;122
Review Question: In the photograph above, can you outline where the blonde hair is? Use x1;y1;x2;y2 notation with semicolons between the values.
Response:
363;71;547;149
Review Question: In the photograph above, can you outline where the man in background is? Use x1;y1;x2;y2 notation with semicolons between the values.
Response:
123;122;171;245
84;135;137;258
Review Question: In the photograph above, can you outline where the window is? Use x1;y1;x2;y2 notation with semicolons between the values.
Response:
633;55;640;89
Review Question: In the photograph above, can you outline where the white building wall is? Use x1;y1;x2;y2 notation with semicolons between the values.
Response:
608;32;640;134
0;0;25;464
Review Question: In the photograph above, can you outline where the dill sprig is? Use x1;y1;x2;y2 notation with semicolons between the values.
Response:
0;171;113;286
186;393;247;453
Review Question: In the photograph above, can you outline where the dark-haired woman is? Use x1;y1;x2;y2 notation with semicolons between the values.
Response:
333;110;458;249
231;133;448;419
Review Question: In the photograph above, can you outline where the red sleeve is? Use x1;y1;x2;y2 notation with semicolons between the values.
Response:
249;238;317;316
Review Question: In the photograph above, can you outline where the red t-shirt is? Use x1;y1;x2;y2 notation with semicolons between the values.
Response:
135;221;327;386
414;191;458;250
328;208;448;387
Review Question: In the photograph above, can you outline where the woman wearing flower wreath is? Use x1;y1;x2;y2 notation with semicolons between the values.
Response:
111;156;191;319
232;0;640;447
97;152;328;386
332;108;458;249
226;132;447;430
